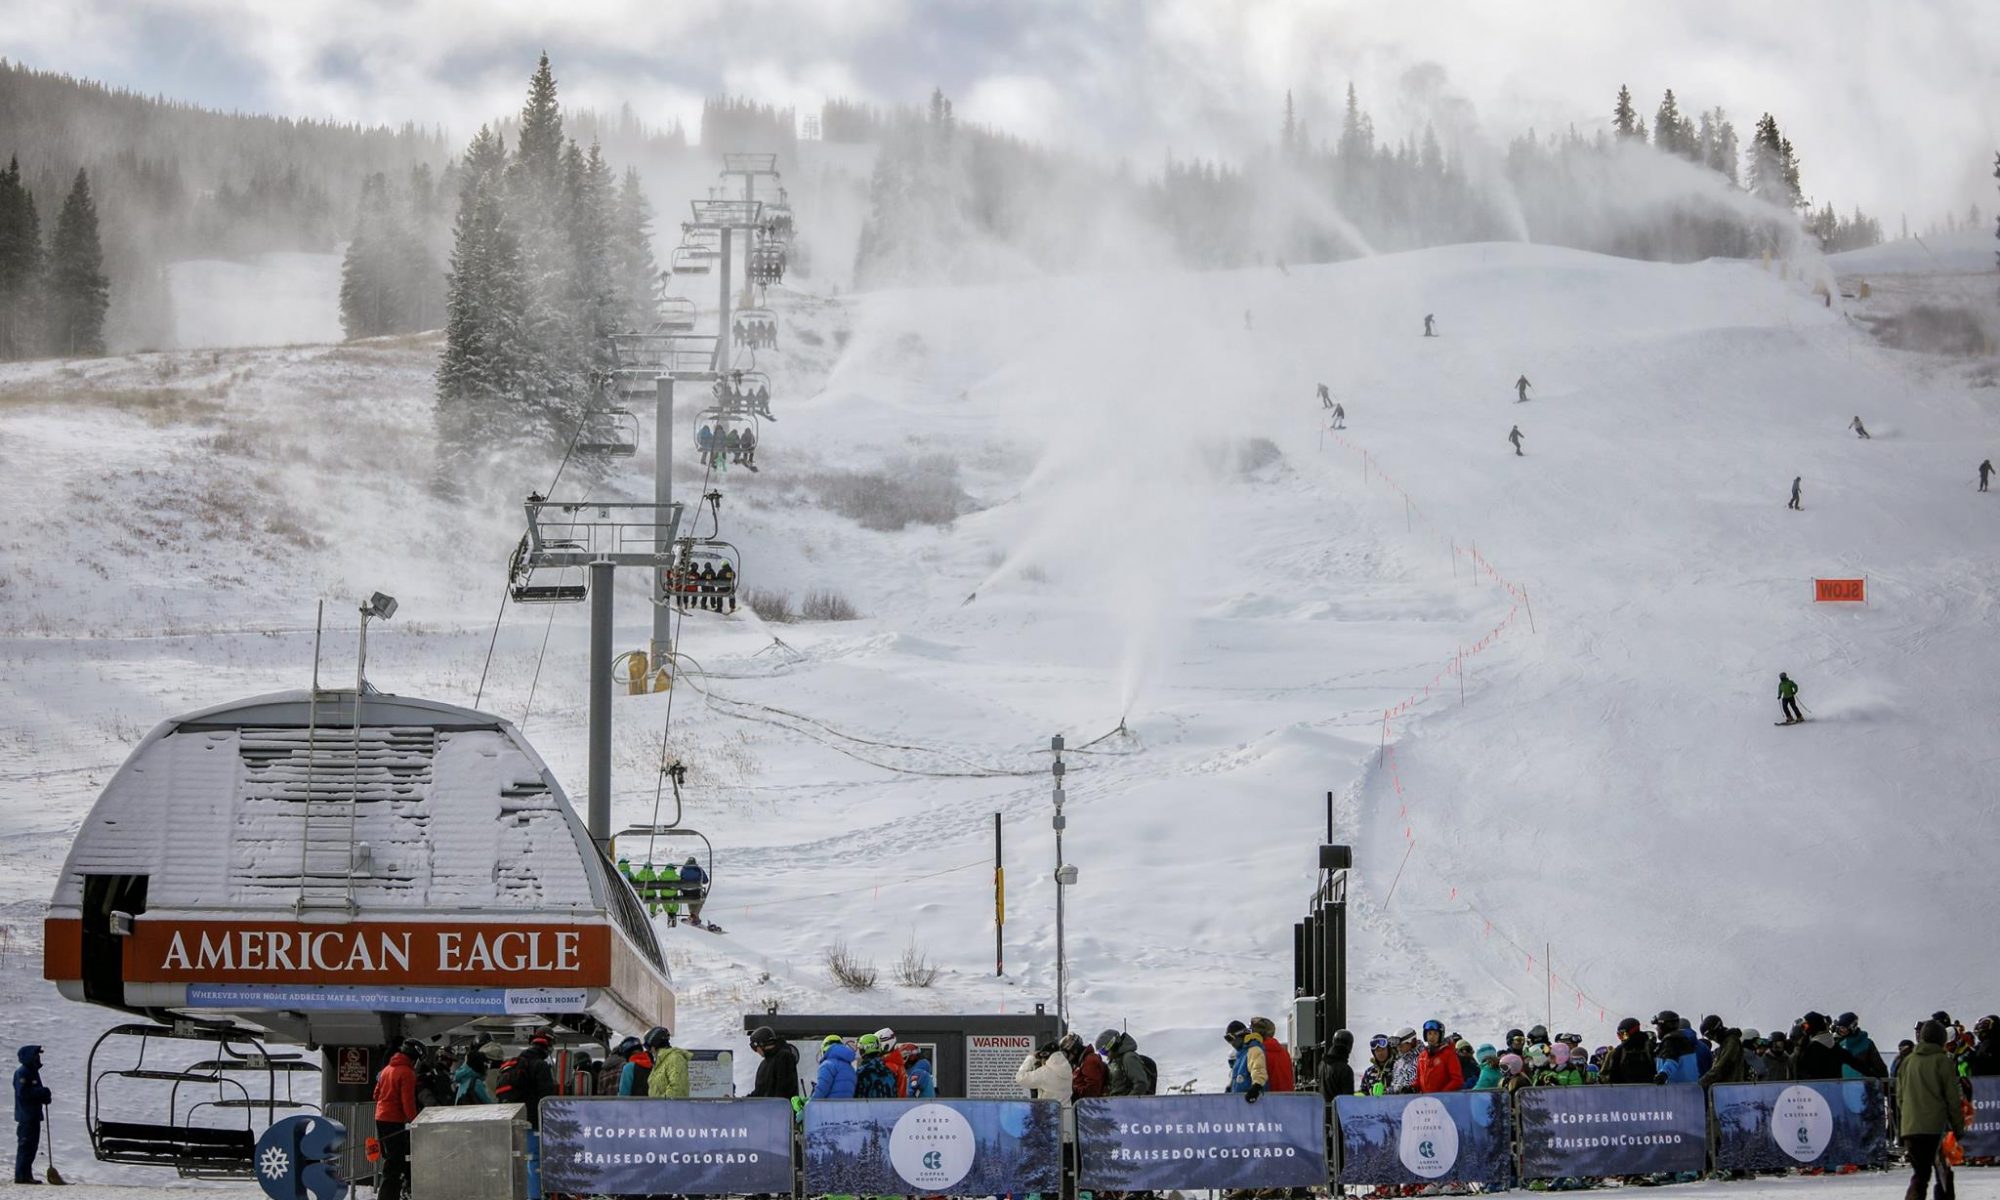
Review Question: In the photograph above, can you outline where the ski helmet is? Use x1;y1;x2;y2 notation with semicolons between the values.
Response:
1835;1012;1859;1031
1499;1053;1524;1075
1224;1020;1248;1042
1422;1019;1444;1037
1094;1029;1121;1054
1699;1015;1725;1039
1392;1027;1417;1043
858;1034;881;1054
1651;1010;1680;1031
749;1026;778;1049
645;1027;672;1050
1616;1017;1641;1036
1527;1024;1549;1044
612;1036;642;1058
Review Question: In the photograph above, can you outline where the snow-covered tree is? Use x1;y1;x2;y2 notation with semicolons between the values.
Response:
0;156;42;358
46;168;107;355
1613;86;1638;140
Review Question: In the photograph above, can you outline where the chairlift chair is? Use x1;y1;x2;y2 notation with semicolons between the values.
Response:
576;407;639;457
612;825;715;916
712;370;774;418
663;536;742;614
659;296;697;333
733;306;779;351
692;408;760;473
508;536;588;603
86;1021;314;1179
670;244;716;276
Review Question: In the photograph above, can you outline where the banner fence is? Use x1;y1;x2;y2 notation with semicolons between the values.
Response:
1074;1093;1327;1191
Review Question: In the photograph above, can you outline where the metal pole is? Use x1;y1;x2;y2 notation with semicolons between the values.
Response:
716;224;734;372
1052;734;1067;1033
355;608;369;694
651;375;675;668
588;559;615;854
994;812;1004;977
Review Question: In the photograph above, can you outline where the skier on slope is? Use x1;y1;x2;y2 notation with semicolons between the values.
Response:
1515;375;1531;402
1508;425;1525;456
1850;416;1871;439
1424;314;1436;337
1979;459;1993;492
1317;383;1333;409
1778;672;1804;724
1331;402;1345;429
1788;476;1803;510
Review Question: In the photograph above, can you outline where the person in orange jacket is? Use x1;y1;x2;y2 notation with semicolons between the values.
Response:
1416;1020;1465;1092
373;1040;421;1200
1250;1018;1295;1091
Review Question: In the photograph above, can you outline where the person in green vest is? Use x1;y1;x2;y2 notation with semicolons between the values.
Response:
635;862;661;915
645;1028;690;1098
658;860;682;926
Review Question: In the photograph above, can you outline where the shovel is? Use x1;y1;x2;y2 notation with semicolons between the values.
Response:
44;1114;66;1185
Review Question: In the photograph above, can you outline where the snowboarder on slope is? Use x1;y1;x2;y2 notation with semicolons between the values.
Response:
1317;383;1333;409
1423;314;1436;337
1979;459;1993;492
1331;402;1345;429
1850;416;1871;439
1778;672;1803;724
1515;375;1531;402
1788;476;1803;510
1508;425;1525;456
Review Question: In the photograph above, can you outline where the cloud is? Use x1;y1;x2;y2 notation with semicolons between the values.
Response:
7;0;1995;218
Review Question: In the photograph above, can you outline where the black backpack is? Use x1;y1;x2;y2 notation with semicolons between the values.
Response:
854;1055;898;1099
1136;1054;1160;1095
494;1058;530;1105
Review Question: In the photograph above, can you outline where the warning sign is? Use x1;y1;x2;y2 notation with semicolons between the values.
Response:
336;1046;370;1086
1814;578;1866;603
966;1034;1035;1099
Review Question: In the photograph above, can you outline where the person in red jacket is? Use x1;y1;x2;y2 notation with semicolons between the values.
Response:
373;1040;421;1200
1063;1032;1107;1098
1416;1020;1464;1093
1250;1018;1296;1092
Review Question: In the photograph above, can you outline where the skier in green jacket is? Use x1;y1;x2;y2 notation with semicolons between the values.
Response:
1778;673;1804;724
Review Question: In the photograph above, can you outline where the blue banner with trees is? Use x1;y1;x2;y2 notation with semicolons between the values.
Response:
1966;1079;2000;1158
1073;1094;1328;1191
1516;1083;1707;1178
802;1100;1061;1197
536;1098;794;1196
1711;1080;1888;1172
1333;1092;1511;1188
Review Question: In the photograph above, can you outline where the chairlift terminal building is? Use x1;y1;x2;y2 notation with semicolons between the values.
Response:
43;690;674;1048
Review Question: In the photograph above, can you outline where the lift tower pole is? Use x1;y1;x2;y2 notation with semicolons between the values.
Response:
651;375;675;664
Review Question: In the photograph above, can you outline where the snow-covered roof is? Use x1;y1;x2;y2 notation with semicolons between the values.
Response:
50;690;618;921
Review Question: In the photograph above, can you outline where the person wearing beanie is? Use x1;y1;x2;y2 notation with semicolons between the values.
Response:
1319;1030;1356;1100
1898;1021;1964;1200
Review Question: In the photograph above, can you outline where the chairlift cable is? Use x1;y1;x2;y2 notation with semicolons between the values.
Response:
473;411;591;709
517;599;560;733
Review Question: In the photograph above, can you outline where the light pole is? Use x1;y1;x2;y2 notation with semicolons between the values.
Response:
1051;734;1076;1033
356;592;397;693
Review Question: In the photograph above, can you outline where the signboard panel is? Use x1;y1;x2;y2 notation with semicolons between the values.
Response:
1075;1094;1328;1191
1712;1080;1887;1172
803;1099;1061;1197
1333;1092;1512;1188
1516;1083;1707;1178
335;1047;370;1086
687;1050;734;1099
1814;578;1866;602
1963;1078;2000;1158
537;1099;793;1196
185;984;589;1014
965;1034;1035;1099
115;919;610;987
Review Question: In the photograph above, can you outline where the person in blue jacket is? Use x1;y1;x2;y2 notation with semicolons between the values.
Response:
1683;1017;1714;1074
1833;1013;1888;1079
1651;1012;1701;1083
811;1036;857;1100
902;1046;936;1098
14;1045;51;1184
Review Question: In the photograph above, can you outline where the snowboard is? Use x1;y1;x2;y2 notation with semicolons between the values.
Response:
1775;719;1808;726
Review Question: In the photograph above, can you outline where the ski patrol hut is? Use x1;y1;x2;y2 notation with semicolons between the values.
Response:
43;688;673;1061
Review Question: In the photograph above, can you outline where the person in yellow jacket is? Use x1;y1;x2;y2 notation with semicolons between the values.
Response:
1224;1020;1268;1102
644;1028;690;1098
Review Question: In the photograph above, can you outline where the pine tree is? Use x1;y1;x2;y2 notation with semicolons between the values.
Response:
1613;86;1638;140
339;173;397;338
1703;108;1740;184
610;166;659;330
436;166;529;446
1281;91;1297;159
0;156;44;358
46;168;107;356
1747;114;1800;209
1654;90;1683;157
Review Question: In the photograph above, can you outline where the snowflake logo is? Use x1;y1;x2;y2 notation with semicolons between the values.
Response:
259;1144;291;1181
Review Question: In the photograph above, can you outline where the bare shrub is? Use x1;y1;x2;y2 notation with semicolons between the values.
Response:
800;589;859;622
808;454;973;531
825;939;878;991
894;940;940;988
743;588;796;623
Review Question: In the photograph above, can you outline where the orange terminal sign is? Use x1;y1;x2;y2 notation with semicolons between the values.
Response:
1813;578;1866;603
44;919;612;988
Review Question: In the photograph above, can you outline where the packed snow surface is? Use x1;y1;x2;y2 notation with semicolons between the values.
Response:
1;243;1996;1182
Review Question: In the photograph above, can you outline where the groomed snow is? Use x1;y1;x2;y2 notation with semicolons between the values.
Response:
1;241;1996;1186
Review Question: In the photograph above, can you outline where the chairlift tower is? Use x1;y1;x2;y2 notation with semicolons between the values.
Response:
511;498;684;853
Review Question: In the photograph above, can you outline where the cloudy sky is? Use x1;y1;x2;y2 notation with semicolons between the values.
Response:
8;0;1998;223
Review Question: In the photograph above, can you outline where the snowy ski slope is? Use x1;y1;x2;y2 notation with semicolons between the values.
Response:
0;242;1995;1181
